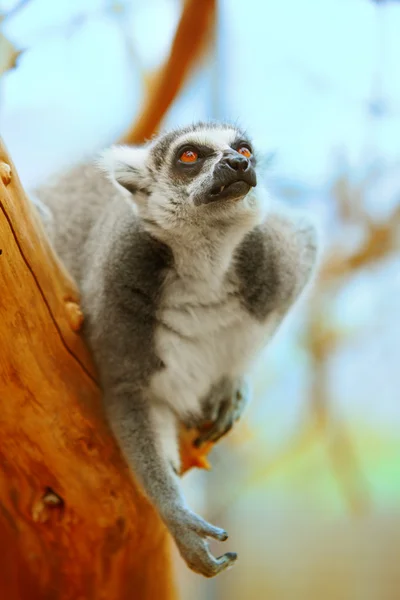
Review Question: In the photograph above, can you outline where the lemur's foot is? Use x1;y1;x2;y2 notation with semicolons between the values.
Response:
194;377;251;447
165;506;237;577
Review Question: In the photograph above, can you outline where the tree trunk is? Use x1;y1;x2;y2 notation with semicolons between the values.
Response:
0;140;177;599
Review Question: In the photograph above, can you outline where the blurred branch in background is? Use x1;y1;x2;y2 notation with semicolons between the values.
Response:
0;0;215;144
120;0;215;144
0;0;25;77
305;164;400;511
0;30;21;75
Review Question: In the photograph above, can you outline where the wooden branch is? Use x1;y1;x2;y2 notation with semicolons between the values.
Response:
320;217;400;283
0;32;22;76
0;140;177;599
120;0;216;145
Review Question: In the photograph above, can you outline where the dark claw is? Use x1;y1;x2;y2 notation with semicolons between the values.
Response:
218;551;237;564
211;552;238;576
217;530;228;542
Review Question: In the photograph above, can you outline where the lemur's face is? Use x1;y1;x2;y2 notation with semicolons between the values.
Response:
152;124;257;207
101;122;260;230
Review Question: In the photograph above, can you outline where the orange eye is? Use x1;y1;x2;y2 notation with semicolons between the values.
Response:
180;149;198;163
238;146;252;158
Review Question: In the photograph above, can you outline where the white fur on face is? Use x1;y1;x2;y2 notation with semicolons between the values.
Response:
97;126;260;235
167;127;239;157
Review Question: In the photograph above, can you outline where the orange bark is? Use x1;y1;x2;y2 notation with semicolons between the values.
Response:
0;139;177;599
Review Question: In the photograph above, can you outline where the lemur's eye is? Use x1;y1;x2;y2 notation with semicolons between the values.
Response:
238;146;252;158
180;149;198;163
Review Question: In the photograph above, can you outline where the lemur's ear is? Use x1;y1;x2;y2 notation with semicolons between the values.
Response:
98;145;152;196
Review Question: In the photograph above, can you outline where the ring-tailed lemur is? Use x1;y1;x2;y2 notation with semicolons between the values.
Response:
32;122;319;578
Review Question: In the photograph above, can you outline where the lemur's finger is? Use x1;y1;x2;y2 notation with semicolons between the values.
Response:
185;513;228;541
188;541;237;578
204;525;228;542
203;418;234;445
215;552;238;572
194;410;234;446
195;383;251;447
198;549;238;578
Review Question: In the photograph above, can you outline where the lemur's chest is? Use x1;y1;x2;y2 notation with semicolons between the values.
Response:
149;271;266;416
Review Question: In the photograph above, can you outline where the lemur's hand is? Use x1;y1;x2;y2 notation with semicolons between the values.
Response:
173;378;251;571
194;377;251;448
103;385;237;577
164;505;237;577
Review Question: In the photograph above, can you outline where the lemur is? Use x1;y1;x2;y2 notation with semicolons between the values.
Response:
32;122;319;578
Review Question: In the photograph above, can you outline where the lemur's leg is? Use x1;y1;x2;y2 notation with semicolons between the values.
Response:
193;377;251;447
104;386;237;577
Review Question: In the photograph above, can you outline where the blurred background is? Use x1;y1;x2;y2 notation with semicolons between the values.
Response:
1;0;400;598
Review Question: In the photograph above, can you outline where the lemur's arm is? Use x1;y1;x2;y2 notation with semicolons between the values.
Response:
235;207;319;323
191;209;319;445
78;214;237;578
87;304;236;578
103;382;235;577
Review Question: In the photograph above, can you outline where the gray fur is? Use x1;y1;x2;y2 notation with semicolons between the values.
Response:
32;121;319;578
193;376;251;446
235;214;318;321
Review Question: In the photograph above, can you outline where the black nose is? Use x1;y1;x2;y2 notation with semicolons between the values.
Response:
222;153;250;172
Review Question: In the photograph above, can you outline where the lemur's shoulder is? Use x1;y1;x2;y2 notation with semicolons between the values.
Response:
234;208;319;321
79;209;174;390
97;212;174;300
